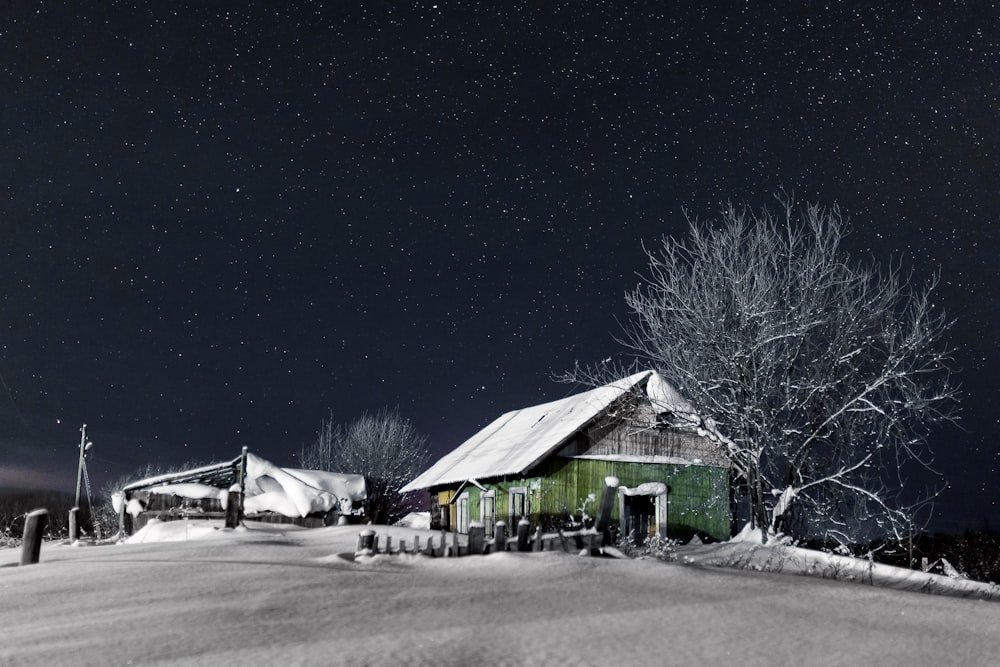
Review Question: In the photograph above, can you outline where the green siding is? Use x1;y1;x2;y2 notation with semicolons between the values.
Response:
535;458;730;541
436;458;730;542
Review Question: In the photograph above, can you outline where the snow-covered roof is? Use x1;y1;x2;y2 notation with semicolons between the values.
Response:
122;458;242;492
242;454;366;518
122;453;366;519
401;371;658;492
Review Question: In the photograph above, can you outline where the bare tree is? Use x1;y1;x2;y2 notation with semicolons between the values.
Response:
571;195;958;546
300;407;430;525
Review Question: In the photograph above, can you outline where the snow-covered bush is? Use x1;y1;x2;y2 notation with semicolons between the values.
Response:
616;532;677;560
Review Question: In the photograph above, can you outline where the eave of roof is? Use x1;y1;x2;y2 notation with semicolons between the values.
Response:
122;456;242;492
401;371;653;492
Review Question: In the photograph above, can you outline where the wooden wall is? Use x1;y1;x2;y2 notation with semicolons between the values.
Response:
534;457;731;541
560;416;730;468
434;459;730;542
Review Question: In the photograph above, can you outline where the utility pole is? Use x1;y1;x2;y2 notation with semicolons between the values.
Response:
70;424;92;542
75;424;88;508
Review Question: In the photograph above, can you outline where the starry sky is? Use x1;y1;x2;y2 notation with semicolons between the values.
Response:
2;3;997;532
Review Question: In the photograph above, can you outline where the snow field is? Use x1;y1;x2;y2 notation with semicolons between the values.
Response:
2;521;999;666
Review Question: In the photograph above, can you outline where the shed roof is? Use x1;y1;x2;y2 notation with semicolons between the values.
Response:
122;458;242;492
122;453;366;518
401;371;656;493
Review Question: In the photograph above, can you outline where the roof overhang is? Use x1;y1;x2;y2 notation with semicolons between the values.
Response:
449;478;487;502
122;457;242;493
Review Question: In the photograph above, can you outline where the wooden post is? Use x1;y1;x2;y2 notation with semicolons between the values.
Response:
468;522;485;555
450;531;459;557
494;520;507;552
533;526;543;552
357;529;376;557
384;535;392;555
68;507;79;543
21;509;48;566
595;476;619;547
517;518;531;552
413;536;421;554
237;446;249;525
117;493;126;540
585;532;602;556
399;538;406;555
425;535;434;556
225;490;241;528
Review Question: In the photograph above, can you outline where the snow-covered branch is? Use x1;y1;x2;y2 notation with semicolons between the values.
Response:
607;194;959;543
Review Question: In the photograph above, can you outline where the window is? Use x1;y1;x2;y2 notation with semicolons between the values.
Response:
456;492;470;534
481;491;496;538
509;486;528;528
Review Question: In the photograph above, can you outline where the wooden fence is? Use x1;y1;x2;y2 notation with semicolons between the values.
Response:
355;519;606;559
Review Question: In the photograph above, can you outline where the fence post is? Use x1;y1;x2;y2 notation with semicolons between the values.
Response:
225;489;241;528
20;509;48;566
468;522;485;555
517;518;531;552
494;520;507;552
356;529;376;557
594;476;619;547
68;507;79;543
116;492;126;539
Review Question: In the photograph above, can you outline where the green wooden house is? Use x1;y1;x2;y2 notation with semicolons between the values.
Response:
401;371;737;544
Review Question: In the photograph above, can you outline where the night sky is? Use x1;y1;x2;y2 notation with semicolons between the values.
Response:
2;3;997;532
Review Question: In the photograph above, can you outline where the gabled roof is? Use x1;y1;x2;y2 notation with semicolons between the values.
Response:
401;371;655;493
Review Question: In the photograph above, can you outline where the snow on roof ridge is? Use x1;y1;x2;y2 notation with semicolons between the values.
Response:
401;371;654;492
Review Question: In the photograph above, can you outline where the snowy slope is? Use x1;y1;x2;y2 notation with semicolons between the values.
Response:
3;522;1000;666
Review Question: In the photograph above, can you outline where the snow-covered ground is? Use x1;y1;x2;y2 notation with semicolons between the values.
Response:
2;521;999;666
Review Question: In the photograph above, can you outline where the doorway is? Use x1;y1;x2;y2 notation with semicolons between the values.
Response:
619;482;669;543
623;493;657;543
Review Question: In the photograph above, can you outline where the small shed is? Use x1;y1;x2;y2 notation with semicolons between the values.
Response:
115;452;366;535
401;371;738;543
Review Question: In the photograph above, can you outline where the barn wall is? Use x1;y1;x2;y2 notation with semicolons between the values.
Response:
434;460;730;542
533;457;731;541
435;479;545;534
560;418;730;468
